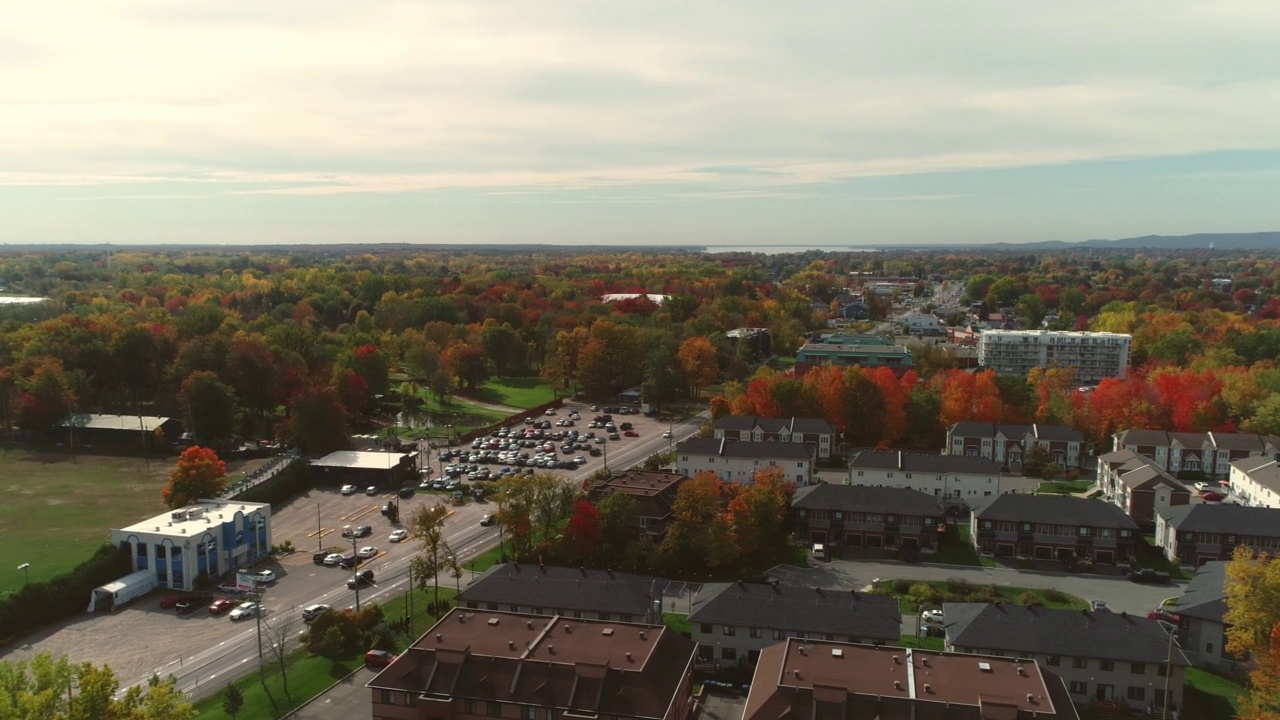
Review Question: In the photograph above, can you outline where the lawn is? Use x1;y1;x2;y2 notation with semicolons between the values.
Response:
1184;667;1246;720
898;634;945;651
872;578;1087;614
0;448;173;593
664;612;691;636
470;378;555;410
394;392;512;439
463;544;505;574
930;524;991;567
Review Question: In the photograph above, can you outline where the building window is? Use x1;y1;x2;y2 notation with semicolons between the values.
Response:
488;701;501;716
525;707;538;720
1069;681;1087;694
599;613;611;621
1046;655;1060;666
1072;658;1088;669
723;625;736;636
1131;663;1146;675
721;647;737;661
531;607;542;615
1158;664;1167;677
1128;686;1146;702
487;603;499;610
773;629;785;640
857;471;864;477
700;623;713;634
1100;660;1114;671
749;627;762;638
465;699;477;713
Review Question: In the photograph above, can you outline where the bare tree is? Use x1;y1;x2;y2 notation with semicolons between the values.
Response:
261;610;297;707
408;503;452;609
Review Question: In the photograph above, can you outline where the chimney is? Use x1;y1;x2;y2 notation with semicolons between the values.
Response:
1027;693;1035;703
548;645;555;654
1017;666;1026;677
792;669;801;679
527;620;534;630
639;629;646;640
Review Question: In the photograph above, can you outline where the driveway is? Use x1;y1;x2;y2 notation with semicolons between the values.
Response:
820;558;1178;616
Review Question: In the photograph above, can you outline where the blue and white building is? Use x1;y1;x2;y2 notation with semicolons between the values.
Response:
111;499;272;591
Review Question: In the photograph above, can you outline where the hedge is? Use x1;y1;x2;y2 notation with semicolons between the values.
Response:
0;542;131;644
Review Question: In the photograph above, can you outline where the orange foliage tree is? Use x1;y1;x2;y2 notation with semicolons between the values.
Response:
162;446;227;509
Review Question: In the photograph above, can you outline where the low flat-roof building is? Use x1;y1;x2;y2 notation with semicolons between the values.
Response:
795;337;913;376
367;608;696;720
744;640;1078;720
457;563;669;623
58;413;182;449
309;449;414;488
586;470;688;540
111;499;271;591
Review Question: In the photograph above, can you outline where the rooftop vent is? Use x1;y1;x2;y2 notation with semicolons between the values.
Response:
978;662;992;672
921;657;930;667
487;617;500;626
548;645;555;654
508;641;516;650
798;644;807;656
1017;666;1027;677
924;684;932;694
564;625;572;634
527;620;533;630
894;680;902;690
601;628;614;636
892;655;901;664
436;634;443;642
792;669;801;679
625;652;633;662
831;648;843;658
638;630;646;640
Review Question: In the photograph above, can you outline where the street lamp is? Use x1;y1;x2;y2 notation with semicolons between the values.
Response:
17;563;29;585
343;525;362;611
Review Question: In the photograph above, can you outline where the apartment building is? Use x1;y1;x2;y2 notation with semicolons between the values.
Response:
713;415;838;459
1169;562;1239;674
456;564;668;623
1095;449;1190;528
675;437;813;486
1228;456;1280;508
744;640;1078;720
1113;429;1280;480
977;330;1131;383
945;421;1083;470
792;484;945;551
970;494;1139;565
586;470;688;540
1155;504;1280;567
367;608;696;720
847;449;1003;511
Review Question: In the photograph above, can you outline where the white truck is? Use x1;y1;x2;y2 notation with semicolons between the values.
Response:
86;570;157;612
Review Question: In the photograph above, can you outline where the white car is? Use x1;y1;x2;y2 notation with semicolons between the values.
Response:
340;484;357;495
229;602;260;620
254;569;276;584
662;430;672;438
323;553;344;566
357;546;379;559
1193;481;1211;492
921;609;944;625
389;529;409;543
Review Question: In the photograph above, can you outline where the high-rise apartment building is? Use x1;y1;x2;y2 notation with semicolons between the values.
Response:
977;330;1131;383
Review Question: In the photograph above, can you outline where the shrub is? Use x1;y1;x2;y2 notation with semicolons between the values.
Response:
1019;591;1042;606
1043;588;1068;603
0;542;130;642
946;578;974;596
892;579;913;594
908;583;941;606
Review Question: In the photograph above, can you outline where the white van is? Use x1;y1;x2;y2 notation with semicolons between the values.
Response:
811;543;826;560
302;604;331;622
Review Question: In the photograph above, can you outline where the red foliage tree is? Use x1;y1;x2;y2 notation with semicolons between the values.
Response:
564;500;602;564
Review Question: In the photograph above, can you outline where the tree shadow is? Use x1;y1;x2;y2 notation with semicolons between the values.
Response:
328;661;354;679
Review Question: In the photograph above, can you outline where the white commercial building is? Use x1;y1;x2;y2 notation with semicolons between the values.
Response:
977;330;1132;383
675;437;813;486
111;499;272;591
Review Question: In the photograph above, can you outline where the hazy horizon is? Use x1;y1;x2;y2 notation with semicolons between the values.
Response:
5;2;1280;246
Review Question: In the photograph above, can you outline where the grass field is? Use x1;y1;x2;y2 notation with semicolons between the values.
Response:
470;378;555;409
931;524;994;567
1038;480;1092;495
0;448;173;593
1184;667;1246;720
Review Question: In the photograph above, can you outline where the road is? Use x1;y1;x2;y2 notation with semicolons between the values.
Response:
107;401;708;701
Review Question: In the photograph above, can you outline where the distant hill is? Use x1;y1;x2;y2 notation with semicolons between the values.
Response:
889;231;1280;251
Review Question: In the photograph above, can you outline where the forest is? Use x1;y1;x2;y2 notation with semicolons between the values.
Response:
0;246;1278;459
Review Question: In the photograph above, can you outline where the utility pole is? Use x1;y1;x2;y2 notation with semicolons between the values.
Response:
407;563;414;636
344;525;362;611
315;503;322;554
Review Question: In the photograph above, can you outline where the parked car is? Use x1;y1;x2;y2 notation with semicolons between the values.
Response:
662;430;672;438
1200;490;1226;502
1090;600;1109;611
365;649;397;667
398;487;414;499
921;609;944;625
1128;569;1171;585
254;569;276;584
323;553;344;566
919;624;945;638
340;484;358;495
229;602;260;620
623;430;638;437
159;593;189;609
208;598;235;615
216;582;245;594
312;551;329;565
389;529;409;543
357;546;379;559
480;513;495;526
1193;481;1211;492
1148;610;1180;624
339;554;357;569
365;486;380;496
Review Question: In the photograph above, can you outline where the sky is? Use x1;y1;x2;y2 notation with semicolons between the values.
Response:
4;1;1280;247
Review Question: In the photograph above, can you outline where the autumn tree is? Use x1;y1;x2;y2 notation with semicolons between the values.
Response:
938;369;1005;427
0;652;197;720
441;343;489;391
497;474;580;560
179;371;237;447
725;467;795;567
408;502;452;608
660;472;736;574
678;336;719;398
18;359;77;433
1225;547;1280;720
163;446;227;509
595;492;642;565
563;500;602;565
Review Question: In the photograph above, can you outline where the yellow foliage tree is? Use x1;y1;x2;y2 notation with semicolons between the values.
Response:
1224;546;1280;720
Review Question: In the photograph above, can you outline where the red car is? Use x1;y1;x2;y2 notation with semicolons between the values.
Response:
1148;610;1180;624
623;430;638;437
1200;490;1225;502
208;598;236;615
365;650;397;668
159;594;187;609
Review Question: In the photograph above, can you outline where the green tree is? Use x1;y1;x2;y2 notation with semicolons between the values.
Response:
281;385;350;456
595;492;641;562
18;358;77;433
222;684;245;719
497;474;580;559
179;371;238;447
162;446;227;509
408;503;451;608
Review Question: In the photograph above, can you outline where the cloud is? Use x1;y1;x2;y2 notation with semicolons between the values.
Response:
0;0;1278;201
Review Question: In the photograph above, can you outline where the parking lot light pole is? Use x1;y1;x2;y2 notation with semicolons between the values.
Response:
344;525;362;612
316;504;322;554
18;563;30;585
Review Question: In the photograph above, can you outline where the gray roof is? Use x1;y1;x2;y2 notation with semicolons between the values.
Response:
973;494;1139;529
1168;432;1208;449
1159;504;1280;538
713;416;837;436
848;449;1001;475
949;422;1081;443
1116;464;1184;492
792;484;943;516
675;437;813;460
457;564;667;617
1209;431;1265;452
1172;562;1227;623
944;602;1191;666
1115;429;1172;447
1231;457;1280;495
59;413;172;432
690;581;900;642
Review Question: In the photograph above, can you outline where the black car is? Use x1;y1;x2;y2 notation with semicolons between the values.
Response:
398;487;414;499
339;554;357;568
355;525;372;538
347;569;375;588
312;551;329;565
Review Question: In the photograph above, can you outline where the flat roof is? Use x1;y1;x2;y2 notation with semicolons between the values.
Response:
310;450;411;470
769;640;1057;712
593;470;686;498
58;413;171;431
411;609;665;668
116;498;270;535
